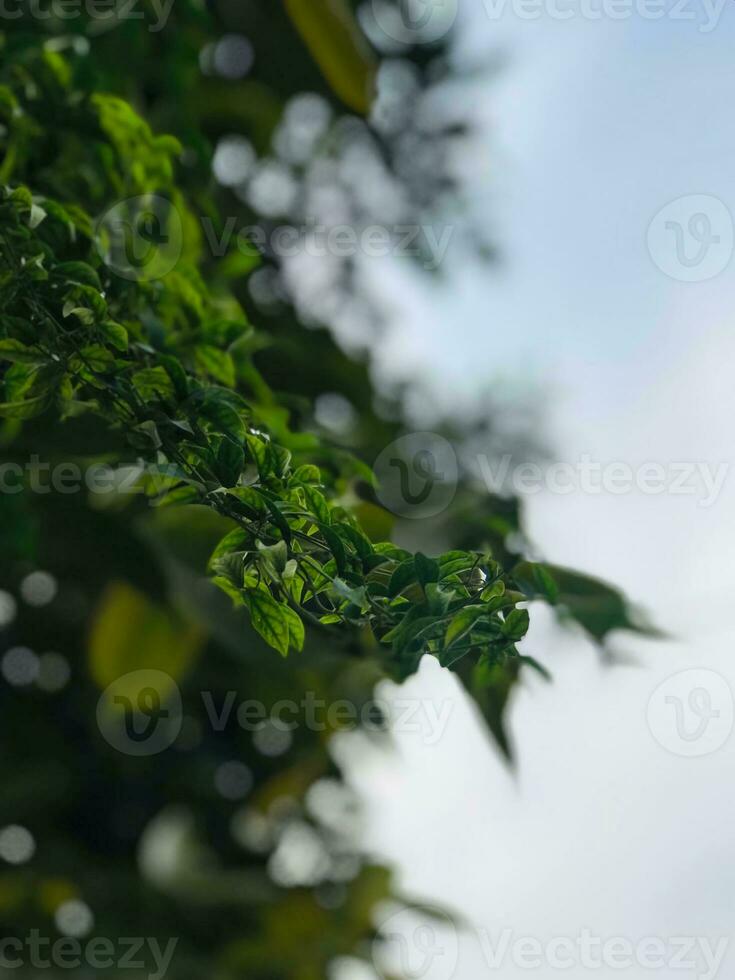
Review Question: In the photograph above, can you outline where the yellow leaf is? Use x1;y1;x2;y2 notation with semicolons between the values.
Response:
88;581;203;690
283;0;376;113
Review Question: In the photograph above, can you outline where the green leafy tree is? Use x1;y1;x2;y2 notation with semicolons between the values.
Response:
0;9;645;979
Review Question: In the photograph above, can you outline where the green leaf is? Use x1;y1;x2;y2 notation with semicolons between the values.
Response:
63;304;95;326
132;419;162;449
444;605;487;649
211;575;246;606
216;439;245;487
332;523;374;561
414;552;440;587
291;464;321;484
224;486;267;515
332;577;368;611
518;655;552;680
0;340;45;364
438;551;477;579
154;485;201;507
0;391;52;419
191;388;247;440
10;186;32;208
259;494;292;543
512;561;558;603
512;562;647;641
195;345;236;387
481;580;505;601
159;355;189;400
53;261;102;289
99;320;129;352
502;607;529;641
75;344;114;373
257;539;289;576
132;367;176;402
464;659;522;761
425;582;455;616
281;604;305;653
301;484;331;524
246;589;290;657
318;523;346;574
388;559;417;598
211;553;245;587
208;527;249;570
271;443;292;478
245;433;272;478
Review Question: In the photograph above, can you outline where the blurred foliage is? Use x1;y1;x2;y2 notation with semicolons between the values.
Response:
0;44;538;681
0;5;646;979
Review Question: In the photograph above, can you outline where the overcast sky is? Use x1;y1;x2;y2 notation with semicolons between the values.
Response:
337;5;735;980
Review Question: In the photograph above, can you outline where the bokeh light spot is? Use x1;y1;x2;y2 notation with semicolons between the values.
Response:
0;591;17;628
2;647;40;686
213;34;254;80
54;899;94;938
253;720;292;757
214;761;253;800
36;652;71;693
0;825;35;864
212;135;256;187
20;571;57;607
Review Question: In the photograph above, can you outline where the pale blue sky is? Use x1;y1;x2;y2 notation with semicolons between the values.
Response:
340;8;735;980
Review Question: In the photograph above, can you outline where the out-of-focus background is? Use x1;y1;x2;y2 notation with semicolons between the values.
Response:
2;1;735;978
339;4;735;980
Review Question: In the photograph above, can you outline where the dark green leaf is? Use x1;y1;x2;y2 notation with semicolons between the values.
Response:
246;589;290;657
